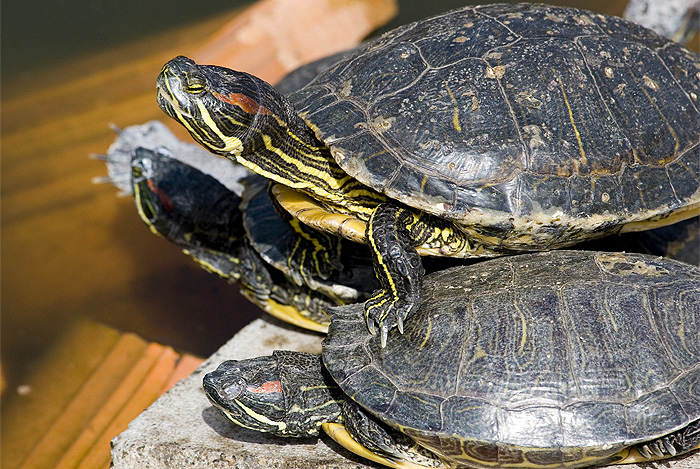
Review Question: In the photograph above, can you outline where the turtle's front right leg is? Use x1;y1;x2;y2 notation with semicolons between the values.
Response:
364;203;469;346
364;203;424;346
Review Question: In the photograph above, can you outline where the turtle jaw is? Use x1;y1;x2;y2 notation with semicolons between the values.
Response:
156;83;192;121
156;56;203;121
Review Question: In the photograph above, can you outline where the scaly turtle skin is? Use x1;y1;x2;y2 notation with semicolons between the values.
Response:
157;3;700;344
204;250;700;469
241;174;377;300
96;121;377;331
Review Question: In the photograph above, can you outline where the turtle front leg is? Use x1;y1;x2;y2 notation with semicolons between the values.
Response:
286;216;344;288
230;238;276;302
364;203;469;346
364;204;424;345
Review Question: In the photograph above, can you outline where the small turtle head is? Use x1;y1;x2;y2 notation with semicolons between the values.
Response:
203;356;290;435
129;146;244;250
203;351;342;437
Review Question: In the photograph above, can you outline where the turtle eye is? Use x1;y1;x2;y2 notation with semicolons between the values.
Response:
221;378;246;400
185;76;206;94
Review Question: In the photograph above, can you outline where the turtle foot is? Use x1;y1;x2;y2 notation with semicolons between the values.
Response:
364;292;417;347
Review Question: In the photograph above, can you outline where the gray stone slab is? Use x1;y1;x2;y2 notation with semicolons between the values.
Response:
110;316;375;469
112;315;700;468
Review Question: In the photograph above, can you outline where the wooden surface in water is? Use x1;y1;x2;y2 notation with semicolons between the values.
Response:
1;11;265;391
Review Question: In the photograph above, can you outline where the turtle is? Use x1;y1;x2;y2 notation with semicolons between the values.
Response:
95;121;377;331
203;249;700;469
156;3;700;345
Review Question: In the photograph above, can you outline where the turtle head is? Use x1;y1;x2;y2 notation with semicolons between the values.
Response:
156;56;339;196
157;56;291;158
130;146;244;250
203;356;290;435
203;351;342;437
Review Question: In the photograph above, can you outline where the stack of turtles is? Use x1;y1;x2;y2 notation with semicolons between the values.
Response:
100;2;700;468
156;2;699;344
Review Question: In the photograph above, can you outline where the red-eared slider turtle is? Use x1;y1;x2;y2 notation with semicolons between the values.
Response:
203;250;700;469
157;3;700;344
95;122;377;331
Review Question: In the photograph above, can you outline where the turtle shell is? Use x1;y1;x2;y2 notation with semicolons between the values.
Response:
289;3;700;240
241;174;377;302
323;250;700;467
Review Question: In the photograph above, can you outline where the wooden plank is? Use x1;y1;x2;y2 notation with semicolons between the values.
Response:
1;315;203;469
18;333;148;468
195;0;397;83
52;343;179;469
70;345;182;468
2;319;121;468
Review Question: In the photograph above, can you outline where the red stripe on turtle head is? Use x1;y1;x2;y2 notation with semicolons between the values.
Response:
147;179;175;213
247;380;282;394
212;91;272;115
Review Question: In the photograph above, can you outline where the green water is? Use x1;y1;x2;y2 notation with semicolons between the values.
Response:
2;0;621;83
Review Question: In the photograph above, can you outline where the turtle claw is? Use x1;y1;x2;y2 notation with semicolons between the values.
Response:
364;292;416;347
366;317;377;336
396;302;414;335
380;324;389;348
662;437;676;456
